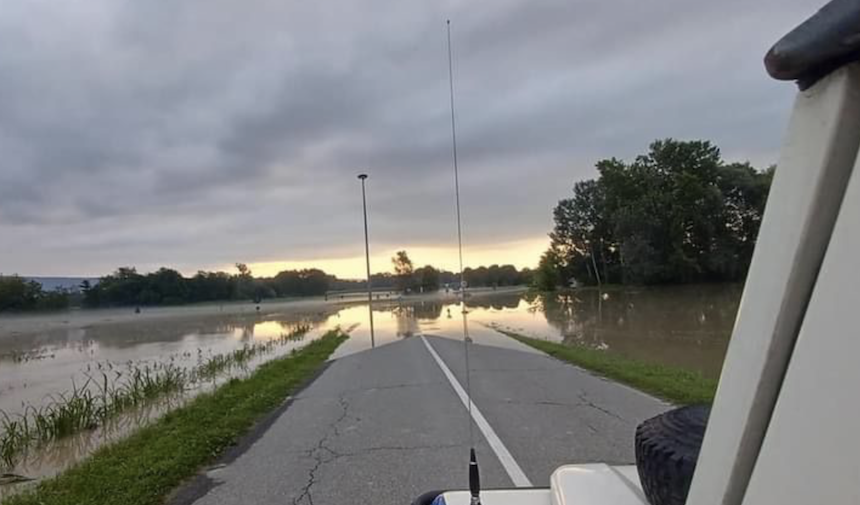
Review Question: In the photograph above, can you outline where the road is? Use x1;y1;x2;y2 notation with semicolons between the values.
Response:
171;330;668;505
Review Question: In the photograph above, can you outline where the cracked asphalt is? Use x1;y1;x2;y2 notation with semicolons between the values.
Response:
172;332;669;505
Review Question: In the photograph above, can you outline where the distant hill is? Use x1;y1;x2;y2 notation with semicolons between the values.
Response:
26;277;98;292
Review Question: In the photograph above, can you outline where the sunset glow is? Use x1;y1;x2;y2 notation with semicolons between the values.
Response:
245;236;548;279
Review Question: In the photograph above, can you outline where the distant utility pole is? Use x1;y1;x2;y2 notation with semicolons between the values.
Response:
357;173;375;348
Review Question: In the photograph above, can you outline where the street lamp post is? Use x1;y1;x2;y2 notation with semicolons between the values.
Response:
357;174;375;348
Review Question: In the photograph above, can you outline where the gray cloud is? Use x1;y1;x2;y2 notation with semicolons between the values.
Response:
0;0;821;276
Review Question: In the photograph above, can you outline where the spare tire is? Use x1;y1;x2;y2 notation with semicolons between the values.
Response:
635;405;710;505
411;490;444;505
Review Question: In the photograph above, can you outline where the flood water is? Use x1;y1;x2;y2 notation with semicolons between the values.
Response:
0;284;740;488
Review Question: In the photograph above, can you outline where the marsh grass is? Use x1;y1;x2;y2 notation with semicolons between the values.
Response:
0;324;313;469
194;324;311;380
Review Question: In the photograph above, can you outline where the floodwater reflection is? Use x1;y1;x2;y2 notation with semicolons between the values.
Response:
334;285;740;378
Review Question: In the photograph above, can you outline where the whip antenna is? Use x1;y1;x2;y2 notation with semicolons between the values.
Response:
447;18;481;505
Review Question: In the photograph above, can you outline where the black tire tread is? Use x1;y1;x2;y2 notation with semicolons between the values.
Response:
635;405;710;505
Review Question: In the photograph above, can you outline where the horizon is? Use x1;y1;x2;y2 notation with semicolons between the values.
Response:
17;236;544;280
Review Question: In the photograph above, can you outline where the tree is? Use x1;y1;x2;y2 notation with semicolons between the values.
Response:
548;139;773;287
146;268;188;305
81;279;100;307
392;251;415;292
234;263;256;300
189;271;236;301
534;250;563;291
0;275;38;311
415;265;440;292
0;275;70;312
97;267;145;306
271;269;330;297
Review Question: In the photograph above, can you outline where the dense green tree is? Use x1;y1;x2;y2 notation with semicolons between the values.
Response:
233;263;256;300
545;139;773;288
96;267;145;306
188;271;236;301
147;268;189;305
271;269;329;297
414;265;440;292
533;249;564;291
0;275;70;312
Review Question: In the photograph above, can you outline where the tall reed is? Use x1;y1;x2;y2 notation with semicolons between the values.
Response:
0;324;312;468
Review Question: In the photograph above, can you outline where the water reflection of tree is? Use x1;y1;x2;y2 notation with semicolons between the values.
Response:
533;284;743;348
387;301;444;337
411;301;444;320
529;284;742;377
465;293;521;310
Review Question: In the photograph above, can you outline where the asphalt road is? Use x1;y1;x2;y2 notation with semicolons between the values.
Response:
172;331;669;505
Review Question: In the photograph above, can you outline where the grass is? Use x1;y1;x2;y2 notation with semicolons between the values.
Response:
194;325;310;380
493;327;717;405
0;325;312;469
0;364;187;469
2;329;347;505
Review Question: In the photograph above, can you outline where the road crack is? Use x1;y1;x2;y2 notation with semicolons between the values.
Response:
576;392;626;422
291;394;352;505
335;442;463;458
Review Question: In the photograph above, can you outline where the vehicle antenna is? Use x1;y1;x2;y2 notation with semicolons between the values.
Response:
447;18;481;505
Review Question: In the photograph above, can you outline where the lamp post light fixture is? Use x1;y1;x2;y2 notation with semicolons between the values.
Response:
357;173;375;348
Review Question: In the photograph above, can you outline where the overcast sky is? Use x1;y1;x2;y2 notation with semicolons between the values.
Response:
0;0;821;278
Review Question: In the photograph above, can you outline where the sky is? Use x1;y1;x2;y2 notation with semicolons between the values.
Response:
0;0;822;279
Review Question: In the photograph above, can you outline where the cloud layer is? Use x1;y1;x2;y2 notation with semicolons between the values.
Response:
0;0;820;277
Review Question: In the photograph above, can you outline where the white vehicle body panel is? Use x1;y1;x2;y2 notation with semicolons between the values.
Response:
740;120;860;505
440;489;550;505
439;464;645;505
549;465;645;505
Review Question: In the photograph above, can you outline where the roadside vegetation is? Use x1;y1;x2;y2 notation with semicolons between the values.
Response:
535;139;773;290
2;329;347;505
493;327;718;405
0;326;310;468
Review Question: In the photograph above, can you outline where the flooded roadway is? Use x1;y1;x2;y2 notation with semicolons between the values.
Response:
0;284;739;495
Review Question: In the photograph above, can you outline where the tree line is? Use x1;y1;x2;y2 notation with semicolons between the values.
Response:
79;264;331;308
534;139;773;290
0;275;71;311
326;251;532;293
383;250;532;293
1;255;532;312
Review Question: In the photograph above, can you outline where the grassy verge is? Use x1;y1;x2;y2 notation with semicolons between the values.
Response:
494;328;717;405
3;330;348;505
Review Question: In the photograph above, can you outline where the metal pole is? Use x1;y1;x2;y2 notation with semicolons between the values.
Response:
447;20;466;303
590;246;602;287
447;22;481;503
358;174;375;348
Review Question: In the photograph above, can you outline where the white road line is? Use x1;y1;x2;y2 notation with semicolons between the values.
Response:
420;335;533;488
